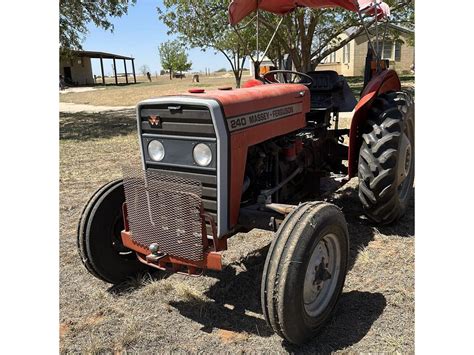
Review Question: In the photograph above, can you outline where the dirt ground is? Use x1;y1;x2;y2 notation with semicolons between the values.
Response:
59;105;414;353
59;73;414;108
59;73;249;107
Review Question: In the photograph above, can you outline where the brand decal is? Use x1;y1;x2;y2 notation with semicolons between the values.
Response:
227;103;303;132
148;115;161;127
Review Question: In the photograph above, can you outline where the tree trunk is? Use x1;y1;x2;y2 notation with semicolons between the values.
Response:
234;70;241;88
169;70;172;80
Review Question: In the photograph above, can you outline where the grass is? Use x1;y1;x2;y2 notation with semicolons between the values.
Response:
60;73;414;107
59;79;414;353
60;72;246;107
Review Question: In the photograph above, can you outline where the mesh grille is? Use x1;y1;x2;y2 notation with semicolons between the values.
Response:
122;166;204;261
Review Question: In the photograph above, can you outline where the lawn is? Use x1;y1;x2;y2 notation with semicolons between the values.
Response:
60;72;246;107
59;82;415;352
60;72;414;107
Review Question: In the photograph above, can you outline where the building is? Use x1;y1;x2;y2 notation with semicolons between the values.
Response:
317;24;414;76
250;56;275;78
59;50;137;86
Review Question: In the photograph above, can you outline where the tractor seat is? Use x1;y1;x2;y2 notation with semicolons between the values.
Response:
305;70;343;92
305;70;357;113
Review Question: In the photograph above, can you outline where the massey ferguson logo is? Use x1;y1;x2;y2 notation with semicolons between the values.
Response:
148;115;161;127
227;103;303;132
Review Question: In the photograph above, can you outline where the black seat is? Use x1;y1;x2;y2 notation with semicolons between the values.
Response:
304;70;357;113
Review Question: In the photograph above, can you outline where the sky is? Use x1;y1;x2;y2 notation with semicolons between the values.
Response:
82;0;232;76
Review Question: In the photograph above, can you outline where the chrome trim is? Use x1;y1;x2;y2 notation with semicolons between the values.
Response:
142;133;217;142
136;97;229;237
145;161;217;172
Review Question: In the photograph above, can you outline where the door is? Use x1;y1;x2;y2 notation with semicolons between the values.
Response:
63;67;72;82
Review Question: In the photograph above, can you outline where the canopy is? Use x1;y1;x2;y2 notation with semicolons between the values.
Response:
228;0;390;25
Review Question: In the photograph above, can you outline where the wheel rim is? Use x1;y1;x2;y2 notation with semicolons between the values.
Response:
398;118;414;202
303;233;342;317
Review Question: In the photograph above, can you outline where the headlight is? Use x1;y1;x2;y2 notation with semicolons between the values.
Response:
193;143;212;166
148;140;165;161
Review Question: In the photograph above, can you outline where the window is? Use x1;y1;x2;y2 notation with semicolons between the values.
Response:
395;41;402;61
374;40;395;60
343;43;351;63
329;51;337;63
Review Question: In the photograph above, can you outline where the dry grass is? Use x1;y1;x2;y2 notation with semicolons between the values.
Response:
59;82;414;353
60;73;414;108
59;72;248;107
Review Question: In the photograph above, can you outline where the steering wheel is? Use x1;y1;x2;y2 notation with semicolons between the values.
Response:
262;70;314;87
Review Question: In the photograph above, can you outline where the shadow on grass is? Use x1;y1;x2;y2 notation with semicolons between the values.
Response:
107;183;412;348
283;291;386;353
169;185;412;347
170;245;386;351
327;185;414;270
170;246;273;336
106;269;170;295
59;109;136;141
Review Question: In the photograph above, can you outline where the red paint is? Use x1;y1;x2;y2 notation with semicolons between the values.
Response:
242;79;264;88
121;230;224;272
228;0;389;25
282;143;297;161
295;137;303;154
347;69;401;177
186;84;310;226
188;88;205;93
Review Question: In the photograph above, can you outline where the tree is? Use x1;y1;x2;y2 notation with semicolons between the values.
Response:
258;0;414;71
158;40;191;80
175;51;192;78
139;64;150;77
59;0;136;56
158;0;255;88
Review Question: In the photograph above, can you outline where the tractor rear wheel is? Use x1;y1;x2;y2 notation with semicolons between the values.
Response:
261;202;349;345
358;91;414;224
77;179;150;284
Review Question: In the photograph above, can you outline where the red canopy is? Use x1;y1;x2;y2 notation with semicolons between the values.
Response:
228;0;390;25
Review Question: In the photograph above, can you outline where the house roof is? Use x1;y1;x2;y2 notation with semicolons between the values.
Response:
70;50;134;60
345;23;414;37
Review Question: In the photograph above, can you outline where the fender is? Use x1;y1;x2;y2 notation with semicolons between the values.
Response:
347;69;401;177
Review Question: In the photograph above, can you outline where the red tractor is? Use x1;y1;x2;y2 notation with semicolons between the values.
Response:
78;0;414;345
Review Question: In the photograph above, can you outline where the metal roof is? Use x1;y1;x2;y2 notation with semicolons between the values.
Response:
345;23;414;37
71;50;134;60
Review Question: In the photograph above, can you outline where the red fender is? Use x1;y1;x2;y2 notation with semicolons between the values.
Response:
347;69;401;177
242;78;265;88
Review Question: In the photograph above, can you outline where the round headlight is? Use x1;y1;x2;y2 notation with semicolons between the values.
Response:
148;140;165;161
193;143;212;166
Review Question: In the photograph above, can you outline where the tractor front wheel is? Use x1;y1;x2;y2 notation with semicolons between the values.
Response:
77;179;151;284
358;91;414;224
261;202;349;345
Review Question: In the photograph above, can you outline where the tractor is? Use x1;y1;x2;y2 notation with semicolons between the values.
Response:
77;0;414;345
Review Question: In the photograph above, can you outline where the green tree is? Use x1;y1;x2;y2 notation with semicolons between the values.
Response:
175;50;193;79
59;0;136;56
158;0;255;88
258;0;414;71
158;40;191;80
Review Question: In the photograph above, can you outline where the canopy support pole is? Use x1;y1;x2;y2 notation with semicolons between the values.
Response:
113;58;118;85
124;59;128;84
357;10;376;57
261;17;284;62
132;59;136;83
100;56;105;85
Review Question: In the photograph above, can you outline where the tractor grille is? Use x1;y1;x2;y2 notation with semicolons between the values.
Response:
139;103;218;226
122;166;204;261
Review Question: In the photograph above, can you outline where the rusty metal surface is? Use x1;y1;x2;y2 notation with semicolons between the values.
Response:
122;166;204;261
121;230;223;273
